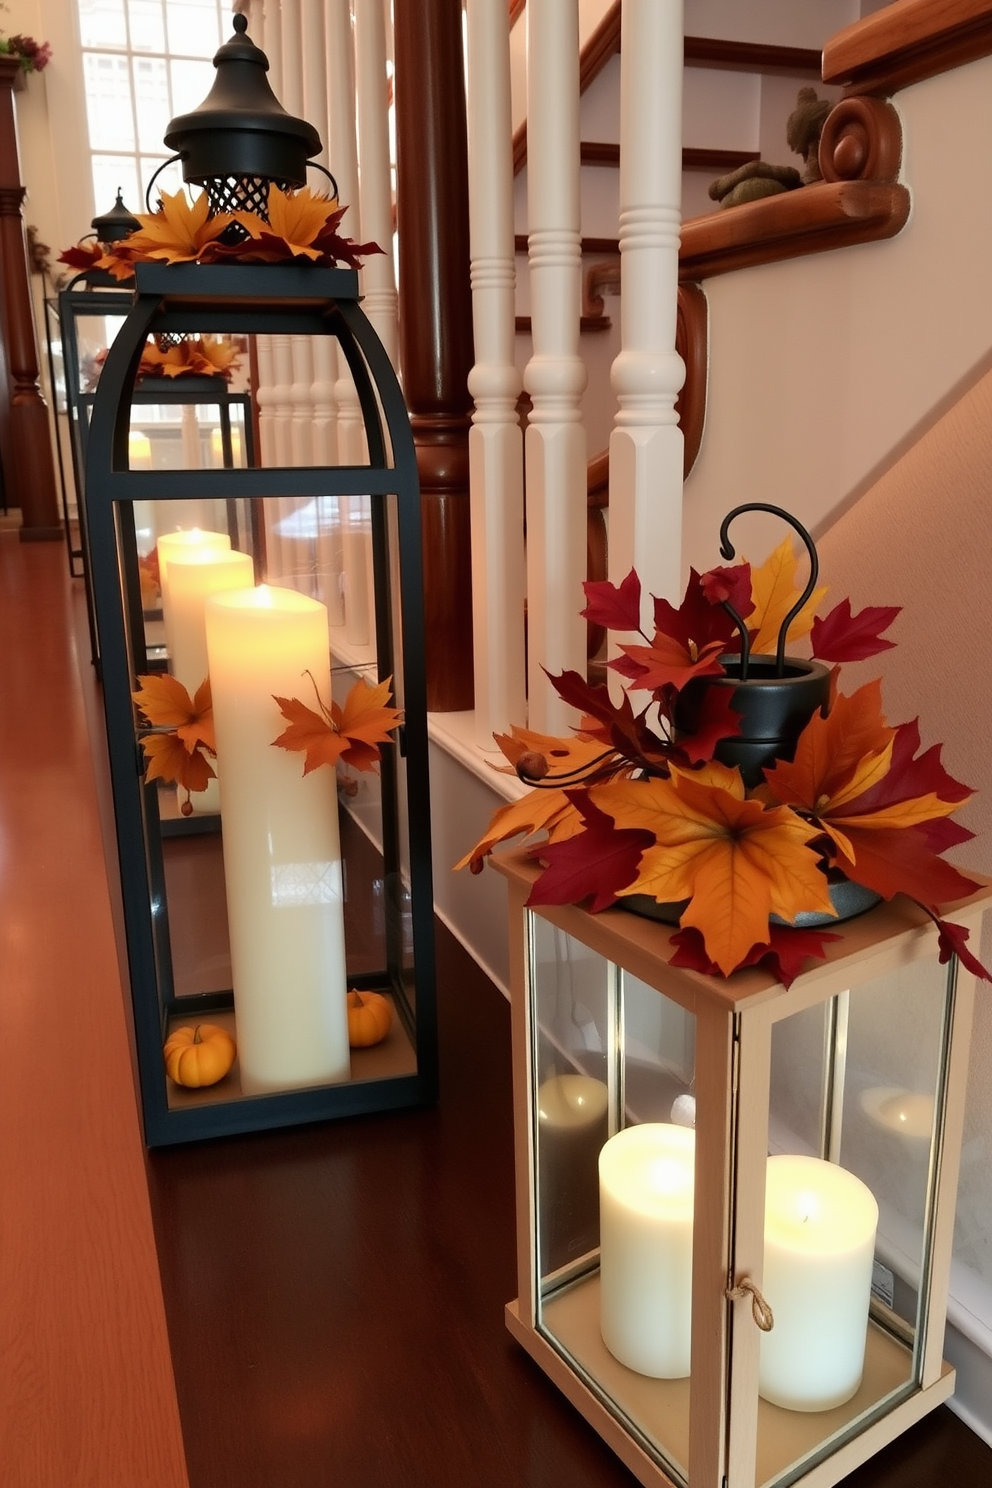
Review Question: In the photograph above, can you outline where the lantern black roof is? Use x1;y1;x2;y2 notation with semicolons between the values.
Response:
91;189;140;244
163;13;322;196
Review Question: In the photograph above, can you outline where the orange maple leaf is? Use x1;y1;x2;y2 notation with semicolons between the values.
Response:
491;725;618;784
334;676;404;771
123;189;237;264
272;674;402;776
139;731;216;794
763;681;965;863
593;762;832;975
454;788;587;874
235;185;339;261
271;695;349;774
133;674;215;755
748;536;829;654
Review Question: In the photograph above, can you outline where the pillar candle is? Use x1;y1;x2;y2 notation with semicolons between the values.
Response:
166;549;254;697
164;547;253;819
204;584;351;1094
760;1154;879;1411
157;528;232;667
599;1123;695;1377
210;424;243;466
537;1073;609;1274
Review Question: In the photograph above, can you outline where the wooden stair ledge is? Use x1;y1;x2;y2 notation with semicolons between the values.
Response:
679;178;909;281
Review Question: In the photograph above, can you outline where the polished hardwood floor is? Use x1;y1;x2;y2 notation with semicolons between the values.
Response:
2;528;990;1487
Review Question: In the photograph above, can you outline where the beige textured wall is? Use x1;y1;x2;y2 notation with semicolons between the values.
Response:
817;363;992;1311
817;361;992;877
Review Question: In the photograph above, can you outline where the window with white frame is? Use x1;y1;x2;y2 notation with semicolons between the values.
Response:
76;0;231;218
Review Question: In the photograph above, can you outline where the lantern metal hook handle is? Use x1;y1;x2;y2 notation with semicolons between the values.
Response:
718;502;819;679
144;155;183;213
306;161;341;201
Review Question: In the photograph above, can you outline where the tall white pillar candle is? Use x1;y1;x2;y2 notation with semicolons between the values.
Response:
599;1123;695;1377
760;1155;879;1411
166;549;255;696
157;528;232;673
205;585;351;1094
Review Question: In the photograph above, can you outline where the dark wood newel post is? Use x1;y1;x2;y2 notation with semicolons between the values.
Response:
393;0;475;711
0;59;61;540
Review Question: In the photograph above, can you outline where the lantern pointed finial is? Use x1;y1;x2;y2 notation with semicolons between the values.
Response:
162;12;322;220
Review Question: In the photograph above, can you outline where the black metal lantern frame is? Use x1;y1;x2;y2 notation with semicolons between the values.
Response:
53;272;255;668
85;260;436;1146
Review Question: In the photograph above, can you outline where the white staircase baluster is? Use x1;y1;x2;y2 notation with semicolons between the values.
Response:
523;0;588;735
345;0;397;649
465;0;526;746
609;0;686;622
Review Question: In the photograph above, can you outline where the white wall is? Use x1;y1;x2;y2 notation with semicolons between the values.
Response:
683;55;992;576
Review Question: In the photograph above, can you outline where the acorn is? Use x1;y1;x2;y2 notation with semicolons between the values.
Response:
516;750;549;782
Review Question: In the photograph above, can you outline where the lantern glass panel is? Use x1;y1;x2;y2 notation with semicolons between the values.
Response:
115;482;421;1117
527;916;696;1485
755;956;954;1487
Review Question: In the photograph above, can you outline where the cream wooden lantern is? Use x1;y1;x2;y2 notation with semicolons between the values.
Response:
495;848;990;1488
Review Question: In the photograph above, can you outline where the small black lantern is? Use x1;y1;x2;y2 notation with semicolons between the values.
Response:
51;247;254;667
90;188;140;246
162;12;322;220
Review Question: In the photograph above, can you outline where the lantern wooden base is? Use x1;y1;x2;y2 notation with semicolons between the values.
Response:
506;1292;954;1488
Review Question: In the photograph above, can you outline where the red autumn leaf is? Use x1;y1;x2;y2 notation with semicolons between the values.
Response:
612;631;728;694
933;917;992;982
699;562;753;616
58;242;104;271
528;793;655;913
671;684;742;766
544;668;672;775
652;568;740;656
581;568;642;632
669;923;842;988
830;824;980;908
810;597;900;663
830;719;972;819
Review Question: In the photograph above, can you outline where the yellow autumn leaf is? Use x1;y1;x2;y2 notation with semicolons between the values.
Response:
455;788;586;873
594;767;832;974
124;189;237;264
237;185;339;260
748;536;829;654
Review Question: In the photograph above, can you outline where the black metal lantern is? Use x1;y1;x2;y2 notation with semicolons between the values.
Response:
50;263;254;667
162;12;322;220
85;261;435;1146
90;188;140;246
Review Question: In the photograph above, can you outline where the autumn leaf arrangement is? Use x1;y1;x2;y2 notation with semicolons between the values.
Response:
461;506;990;989
83;336;242;392
59;184;383;281
132;667;402;815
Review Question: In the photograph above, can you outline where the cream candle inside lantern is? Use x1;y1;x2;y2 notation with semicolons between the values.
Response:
156;527;232;655
165;547;254;817
760;1154;879;1411
599;1122;695;1377
538;1072;609;1273
204;584;351;1094
166;548;254;696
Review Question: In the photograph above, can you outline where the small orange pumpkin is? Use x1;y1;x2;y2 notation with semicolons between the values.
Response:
163;1023;237;1087
346;990;393;1048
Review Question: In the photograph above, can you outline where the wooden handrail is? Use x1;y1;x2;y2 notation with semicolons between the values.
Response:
823;0;992;94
